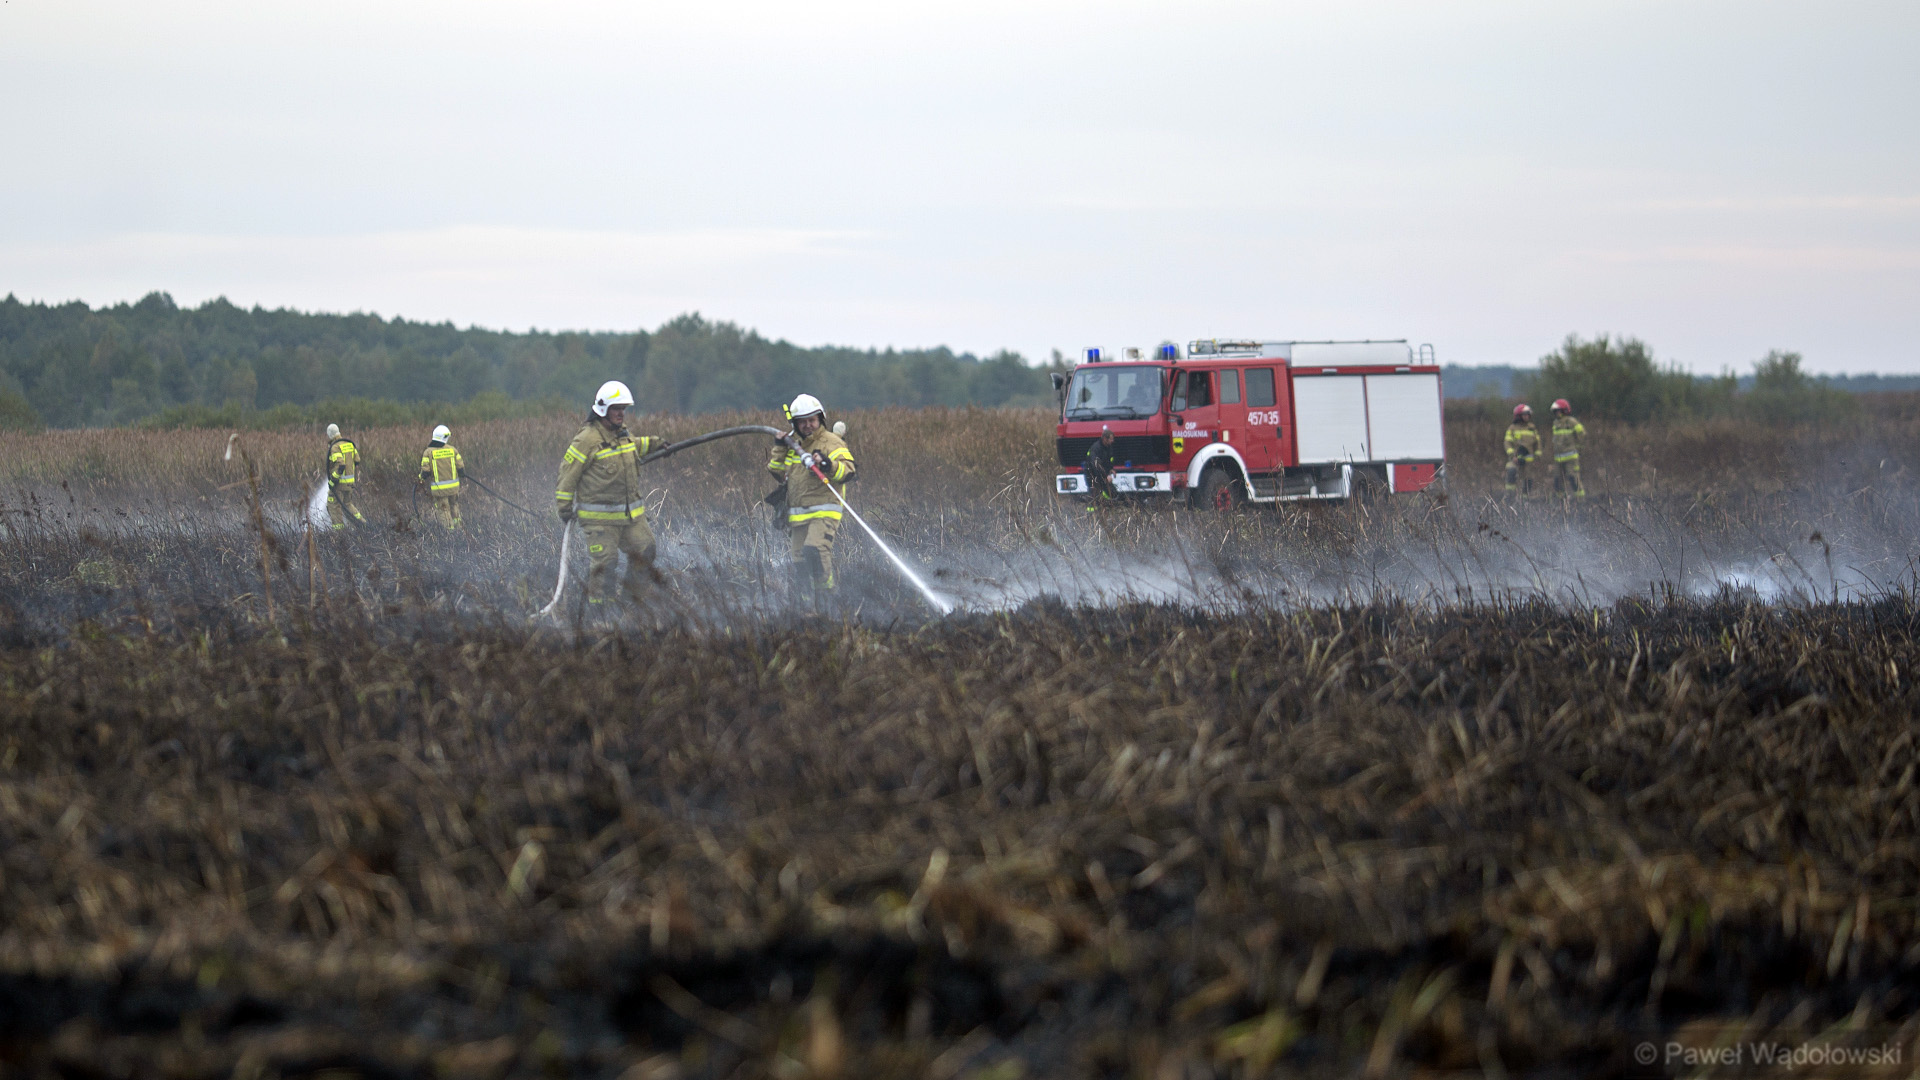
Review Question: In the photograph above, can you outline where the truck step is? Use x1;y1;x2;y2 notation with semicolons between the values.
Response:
1247;469;1352;501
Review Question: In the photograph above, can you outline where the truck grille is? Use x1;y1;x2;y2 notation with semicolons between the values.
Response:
1057;435;1172;469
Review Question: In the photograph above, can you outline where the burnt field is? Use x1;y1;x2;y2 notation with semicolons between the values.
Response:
3;404;1920;1077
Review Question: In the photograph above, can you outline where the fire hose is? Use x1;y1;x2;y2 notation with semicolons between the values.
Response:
462;473;539;517
534;424;952;618
534;426;790;619
782;439;952;615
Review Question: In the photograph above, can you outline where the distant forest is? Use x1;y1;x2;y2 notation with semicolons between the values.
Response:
1440;363;1920;399
0;292;1054;429
3;293;1911;431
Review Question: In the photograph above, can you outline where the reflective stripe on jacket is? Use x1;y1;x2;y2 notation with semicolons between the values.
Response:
555;420;664;520
1504;423;1540;463
575;500;649;522
420;443;464;493
770;428;854;525
328;438;360;485
1551;416;1585;462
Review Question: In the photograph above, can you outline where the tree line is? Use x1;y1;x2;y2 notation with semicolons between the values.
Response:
0;293;1055;430
0;293;1881;431
1443;359;1920;402
1514;334;1857;425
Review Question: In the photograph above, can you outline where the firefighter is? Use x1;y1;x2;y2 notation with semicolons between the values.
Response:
325;423;367;529
554;382;673;605
1550;398;1586;497
1084;425;1119;510
769;393;855;596
418;424;465;528
1504;404;1540;495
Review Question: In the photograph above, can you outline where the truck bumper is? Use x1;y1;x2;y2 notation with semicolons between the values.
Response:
1055;472;1175;495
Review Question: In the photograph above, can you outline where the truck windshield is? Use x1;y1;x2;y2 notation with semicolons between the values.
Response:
1063;366;1164;420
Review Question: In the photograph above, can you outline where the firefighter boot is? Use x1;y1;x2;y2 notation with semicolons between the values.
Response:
788;521;837;599
790;546;833;605
621;539;660;605
1504;461;1533;497
1554;460;1585;497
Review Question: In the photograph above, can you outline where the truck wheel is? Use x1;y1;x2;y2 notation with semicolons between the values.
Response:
1350;466;1387;505
1197;467;1245;511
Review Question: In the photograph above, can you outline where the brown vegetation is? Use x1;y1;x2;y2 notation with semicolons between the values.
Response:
2;401;1919;1077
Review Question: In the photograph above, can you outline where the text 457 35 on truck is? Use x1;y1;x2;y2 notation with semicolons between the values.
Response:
1053;339;1446;509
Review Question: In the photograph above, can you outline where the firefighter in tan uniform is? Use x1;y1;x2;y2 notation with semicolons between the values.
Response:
325;423;367;529
769;393;855;595
418;424;465;528
554;381;672;605
1503;404;1540;496
1549;398;1586;497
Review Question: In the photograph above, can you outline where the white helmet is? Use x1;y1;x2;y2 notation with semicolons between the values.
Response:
326;423;340;439
788;393;824;420
831;421;847;437
593;380;635;417
431;424;451;443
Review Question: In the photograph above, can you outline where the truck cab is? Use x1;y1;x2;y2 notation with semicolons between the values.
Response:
1054;339;1445;506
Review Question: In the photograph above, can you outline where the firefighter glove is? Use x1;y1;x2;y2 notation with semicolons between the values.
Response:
557;504;575;522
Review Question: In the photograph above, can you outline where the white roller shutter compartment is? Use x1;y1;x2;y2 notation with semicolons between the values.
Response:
1292;376;1369;463
1364;374;1444;460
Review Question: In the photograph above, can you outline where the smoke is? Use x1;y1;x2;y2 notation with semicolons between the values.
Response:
871;493;1917;614
6;445;1918;643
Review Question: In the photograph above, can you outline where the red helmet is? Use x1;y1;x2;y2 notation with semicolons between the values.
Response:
1552;398;1571;412
1513;403;1532;419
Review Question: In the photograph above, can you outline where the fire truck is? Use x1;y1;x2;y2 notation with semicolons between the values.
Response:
1052;339;1445;508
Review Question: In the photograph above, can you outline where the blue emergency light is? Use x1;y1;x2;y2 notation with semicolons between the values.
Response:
1158;343;1178;360
1083;347;1102;363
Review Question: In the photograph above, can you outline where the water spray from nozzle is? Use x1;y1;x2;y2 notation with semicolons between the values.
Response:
786;432;952;616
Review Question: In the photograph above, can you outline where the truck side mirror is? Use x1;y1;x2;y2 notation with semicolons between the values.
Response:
1050;373;1066;391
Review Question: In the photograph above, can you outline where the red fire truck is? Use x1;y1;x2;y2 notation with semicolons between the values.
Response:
1052;339;1445;507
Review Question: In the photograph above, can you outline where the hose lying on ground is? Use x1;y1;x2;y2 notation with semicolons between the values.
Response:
462;474;541;517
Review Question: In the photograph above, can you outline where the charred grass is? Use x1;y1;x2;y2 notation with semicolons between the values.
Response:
2;404;1920;1076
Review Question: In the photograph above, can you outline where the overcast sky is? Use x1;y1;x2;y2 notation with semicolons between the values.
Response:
3;0;1916;373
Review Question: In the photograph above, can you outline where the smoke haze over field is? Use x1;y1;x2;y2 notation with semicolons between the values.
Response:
2;1;1917;372
4;407;1915;639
